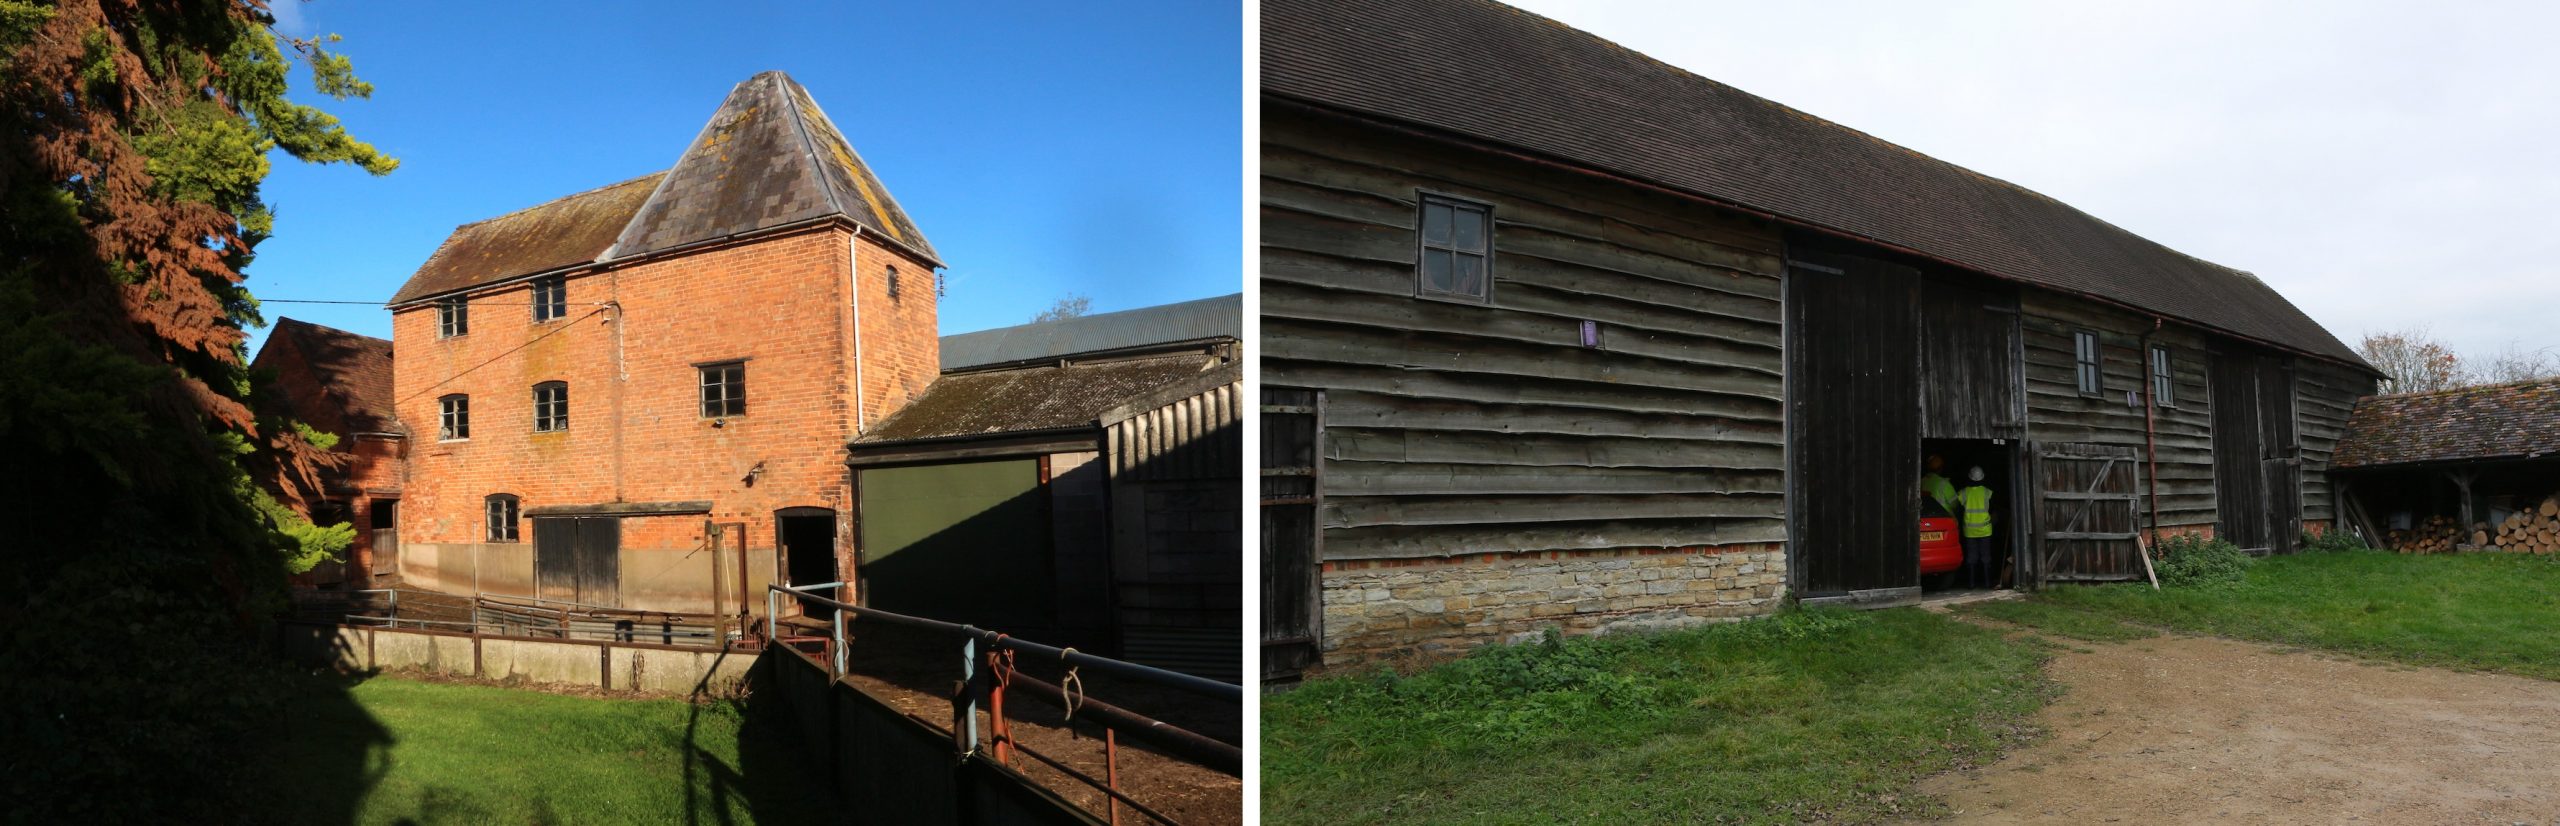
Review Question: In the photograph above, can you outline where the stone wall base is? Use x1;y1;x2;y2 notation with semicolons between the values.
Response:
1315;544;1786;673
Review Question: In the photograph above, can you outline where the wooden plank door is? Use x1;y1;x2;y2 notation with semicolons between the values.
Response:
1260;387;1322;683
2214;350;2301;553
2033;442;2145;584
1787;251;1923;604
533;516;621;606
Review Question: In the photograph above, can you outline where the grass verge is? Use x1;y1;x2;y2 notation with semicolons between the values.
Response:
1262;609;2051;825
266;675;830;825
2037;549;2560;679
1953;599;2159;642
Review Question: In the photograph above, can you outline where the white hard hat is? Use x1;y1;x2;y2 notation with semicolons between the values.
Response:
1968;467;1985;482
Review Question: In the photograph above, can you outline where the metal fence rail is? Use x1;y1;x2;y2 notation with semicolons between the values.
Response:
765;583;1241;825
289;588;731;647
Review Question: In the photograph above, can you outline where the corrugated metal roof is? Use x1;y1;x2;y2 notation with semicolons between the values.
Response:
389;71;936;305
2334;378;2560;468
1263;0;2372;371
940;293;1242;370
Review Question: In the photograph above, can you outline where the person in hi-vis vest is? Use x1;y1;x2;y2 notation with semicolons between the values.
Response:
1957;467;1994;588
1921;454;1956;515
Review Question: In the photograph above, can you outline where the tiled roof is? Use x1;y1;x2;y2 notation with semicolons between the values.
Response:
2334;378;2560;468
940;293;1242;370
390;71;935;305
859;354;1235;443
387;173;663;305
259;318;400;434
1262;0;2371;370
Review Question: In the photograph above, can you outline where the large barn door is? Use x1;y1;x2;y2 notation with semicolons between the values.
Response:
2032;443;2145;584
2214;350;2300;553
1260;388;1322;684
1787;252;1922;604
857;459;1052;629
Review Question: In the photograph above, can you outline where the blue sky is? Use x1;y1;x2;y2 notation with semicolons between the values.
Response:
244;0;1242;353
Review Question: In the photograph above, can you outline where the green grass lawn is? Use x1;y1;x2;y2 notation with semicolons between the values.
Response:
265;675;830;825
1262;609;2051;825
2026;549;2560;679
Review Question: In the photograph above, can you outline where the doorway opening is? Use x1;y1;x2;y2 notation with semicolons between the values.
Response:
1921;438;2017;595
778;507;838;618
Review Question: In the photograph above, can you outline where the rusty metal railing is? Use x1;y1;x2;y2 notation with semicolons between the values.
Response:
290;588;729;647
765;583;1240;825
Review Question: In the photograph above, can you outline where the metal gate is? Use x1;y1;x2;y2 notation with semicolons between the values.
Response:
1260;387;1321;683
2032;442;2145;584
532;516;621;607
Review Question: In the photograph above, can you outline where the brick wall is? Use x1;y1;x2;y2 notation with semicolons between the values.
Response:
1315;544;1787;672
392;225;938;610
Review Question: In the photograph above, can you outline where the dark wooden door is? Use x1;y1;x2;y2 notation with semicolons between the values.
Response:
2213;350;2300;553
369;498;399;577
2032;442;2144;584
1919;277;2022;440
1787;252;1923;602
533;516;621;606
1260;387;1321;683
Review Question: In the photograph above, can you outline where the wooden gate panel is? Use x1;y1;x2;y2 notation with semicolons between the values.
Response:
1260;387;1322;683
574;516;621;607
1787;252;1922;600
533;517;576;602
2034;442;2144;584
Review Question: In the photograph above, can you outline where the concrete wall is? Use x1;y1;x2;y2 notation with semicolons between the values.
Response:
278;622;754;696
396;539;781;615
1317;543;1786;671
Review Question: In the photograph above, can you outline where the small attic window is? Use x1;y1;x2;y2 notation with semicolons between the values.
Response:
438;297;468;338
531;276;566;323
887;265;901;302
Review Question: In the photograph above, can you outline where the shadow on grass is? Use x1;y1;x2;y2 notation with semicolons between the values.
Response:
684;646;833;826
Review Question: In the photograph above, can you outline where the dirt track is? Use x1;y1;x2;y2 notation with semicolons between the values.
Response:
1915;632;2560;824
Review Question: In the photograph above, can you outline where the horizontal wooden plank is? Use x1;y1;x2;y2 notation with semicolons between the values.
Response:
1265;358;1782;421
2046;531;2140;540
1265;319;1784;403
1262;281;1783;375
1262;205;1410;265
1327;427;1785;470
1324;461;1781;496
1321;389;1781;443
1321;518;1786;560
1325;492;1781;529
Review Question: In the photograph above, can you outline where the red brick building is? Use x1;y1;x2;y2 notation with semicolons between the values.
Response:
250;318;406;588
383;71;941;615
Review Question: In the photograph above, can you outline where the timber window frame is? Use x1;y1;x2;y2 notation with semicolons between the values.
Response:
530;275;567;323
485;494;520;543
1414;191;1493;303
2149;345;2177;408
532;381;568;432
699;361;747;419
438;394;471;441
437;297;469;338
2073;329;2104;397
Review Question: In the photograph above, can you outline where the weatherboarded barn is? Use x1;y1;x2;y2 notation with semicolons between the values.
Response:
1260;0;2378;677
2332;378;2560;552
849;296;1242;681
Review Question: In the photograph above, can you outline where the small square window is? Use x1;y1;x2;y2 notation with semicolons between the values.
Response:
700;362;746;418
439;394;471;441
531;276;566;322
1416;193;1493;302
438;297;469;338
2073;330;2103;396
485;494;519;543
532;382;568;432
2150;346;2177;408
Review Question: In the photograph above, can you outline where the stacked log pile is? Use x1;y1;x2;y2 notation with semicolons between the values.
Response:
2493;496;2560;554
2387;514;2467;553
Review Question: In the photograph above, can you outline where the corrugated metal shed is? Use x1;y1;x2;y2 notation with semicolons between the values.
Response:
857;355;1234;443
940;293;1242;371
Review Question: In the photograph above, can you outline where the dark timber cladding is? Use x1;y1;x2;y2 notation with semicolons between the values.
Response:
1261;110;1788;560
2018;291;2222;531
1786;253;1920;600
2213;348;2303;553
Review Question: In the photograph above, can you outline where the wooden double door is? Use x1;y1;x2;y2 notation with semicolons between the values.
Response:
533;516;621;607
2211;350;2301;554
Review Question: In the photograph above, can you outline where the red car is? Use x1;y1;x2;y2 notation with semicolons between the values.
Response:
1920;496;1963;575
